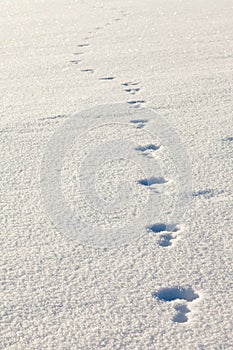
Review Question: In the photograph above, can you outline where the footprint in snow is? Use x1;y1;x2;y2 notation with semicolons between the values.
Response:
127;100;145;108
130;119;148;129
125;87;140;95
122;81;140;87
81;69;94;73
138;176;167;186
152;286;200;323
147;223;180;247
127;100;145;105
173;304;191;323
192;189;214;198
99;77;115;81
122;81;141;94
136;144;160;152
191;189;224;199
39;114;65;121
78;43;89;47
70;60;81;65
136;144;160;157
223;136;233;142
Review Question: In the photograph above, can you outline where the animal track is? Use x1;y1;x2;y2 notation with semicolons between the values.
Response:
223;136;233;141
158;234;173;247
99;77;115;81
81;69;94;73
130;119;148;129
39;115;65;121
153;286;199;302
127;100;145;105
122;82;140;87
192;189;214;198
70;60;81;65
152;286;199;323
122;81;140;93
125;87;140;95
147;223;178;233
138;176;167;186
192;189;224;199
136;144;160;154
121;81;143;106
147;223;180;247
127;100;145;108
173;304;190;323
78;43;89;47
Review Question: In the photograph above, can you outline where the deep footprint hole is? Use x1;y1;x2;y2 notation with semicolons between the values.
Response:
130;119;148;124
223;136;233;141
173;304;191;323
174;304;190;313
152;287;199;302
173;313;188;323
99;77;115;80
158;235;172;247
136;144;160;152
138;176;167;186
147;223;178;233
127;100;145;105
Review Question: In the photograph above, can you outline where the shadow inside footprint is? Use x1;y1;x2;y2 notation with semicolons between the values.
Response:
125;88;140;94
78;43;89;47
138;176;167;186
136;144;160;152
70;60;81;64
147;223;178;233
99;77;115;80
158;234;173;247
153;287;199;302
192;189;214;198
122;82;139;87
127;100;145;105
40;114;65;121
223;136;233;141
173;313;188;323
173;304;191;323
130;119;148;129
81;69;94;73
130;119;148;124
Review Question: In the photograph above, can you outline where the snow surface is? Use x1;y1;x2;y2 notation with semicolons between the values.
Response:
1;0;233;349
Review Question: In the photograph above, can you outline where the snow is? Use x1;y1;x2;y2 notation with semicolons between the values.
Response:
1;0;233;349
